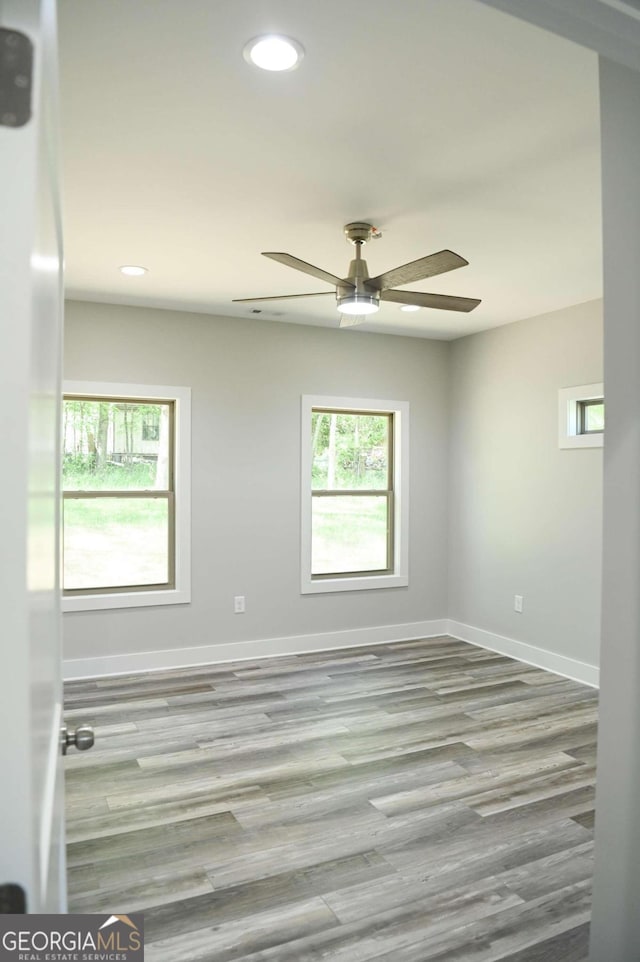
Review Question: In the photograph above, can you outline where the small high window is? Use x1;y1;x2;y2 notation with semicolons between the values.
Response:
558;382;604;449
577;398;605;435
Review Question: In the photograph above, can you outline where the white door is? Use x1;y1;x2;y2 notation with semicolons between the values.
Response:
0;0;66;913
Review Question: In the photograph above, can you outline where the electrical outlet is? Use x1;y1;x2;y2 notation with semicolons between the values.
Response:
234;595;245;614
514;594;524;613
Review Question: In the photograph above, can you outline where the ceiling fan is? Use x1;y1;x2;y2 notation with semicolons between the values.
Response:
233;222;481;327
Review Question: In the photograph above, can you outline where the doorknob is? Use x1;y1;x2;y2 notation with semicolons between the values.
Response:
60;724;94;756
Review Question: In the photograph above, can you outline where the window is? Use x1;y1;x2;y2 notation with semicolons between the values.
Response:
577;398;605;435
559;382;604;448
142;410;161;441
62;381;191;611
301;395;409;593
312;409;392;576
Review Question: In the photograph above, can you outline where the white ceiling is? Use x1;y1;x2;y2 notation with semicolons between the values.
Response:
57;0;602;340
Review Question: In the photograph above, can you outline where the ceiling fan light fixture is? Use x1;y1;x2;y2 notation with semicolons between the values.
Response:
244;35;304;72
337;294;379;316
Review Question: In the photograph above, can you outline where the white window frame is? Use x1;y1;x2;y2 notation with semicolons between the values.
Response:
301;395;409;594
62;380;191;612
558;382;604;448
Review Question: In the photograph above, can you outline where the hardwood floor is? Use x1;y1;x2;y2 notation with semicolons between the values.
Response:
64;636;597;961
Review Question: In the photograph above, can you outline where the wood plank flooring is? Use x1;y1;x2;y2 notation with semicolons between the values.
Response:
64;636;598;961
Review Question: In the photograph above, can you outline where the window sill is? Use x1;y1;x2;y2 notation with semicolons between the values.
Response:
301;572;408;594
62;587;191;612
559;432;603;449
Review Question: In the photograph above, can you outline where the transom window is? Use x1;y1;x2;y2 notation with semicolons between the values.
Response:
301;395;409;594
62;381;191;611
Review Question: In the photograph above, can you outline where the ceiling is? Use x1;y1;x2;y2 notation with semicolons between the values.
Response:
57;0;602;340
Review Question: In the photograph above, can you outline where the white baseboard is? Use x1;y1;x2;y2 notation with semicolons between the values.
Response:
63;616;600;688
63;619;450;680
447;619;599;688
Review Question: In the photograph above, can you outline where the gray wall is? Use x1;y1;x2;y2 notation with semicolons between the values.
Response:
63;301;450;660
63;296;604;669
448;298;603;666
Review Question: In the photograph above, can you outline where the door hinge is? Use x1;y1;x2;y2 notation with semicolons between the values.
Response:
0;28;33;128
0;883;26;914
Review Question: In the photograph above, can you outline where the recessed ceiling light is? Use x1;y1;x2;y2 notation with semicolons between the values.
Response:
243;35;304;72
400;304;420;312
119;265;148;277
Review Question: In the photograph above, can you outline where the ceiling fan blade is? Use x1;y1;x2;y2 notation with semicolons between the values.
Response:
381;289;481;312
263;252;353;288
368;250;468;292
339;314;368;328
232;292;334;303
